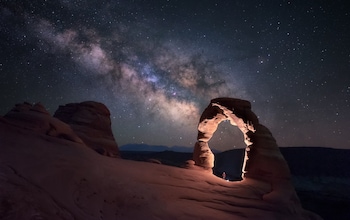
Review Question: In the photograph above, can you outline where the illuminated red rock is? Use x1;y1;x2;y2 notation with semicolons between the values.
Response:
193;98;290;179
193;97;302;207
54;101;120;157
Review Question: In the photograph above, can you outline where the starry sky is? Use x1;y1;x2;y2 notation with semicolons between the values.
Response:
1;0;349;151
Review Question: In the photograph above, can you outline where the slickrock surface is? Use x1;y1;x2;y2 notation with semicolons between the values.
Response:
0;100;321;219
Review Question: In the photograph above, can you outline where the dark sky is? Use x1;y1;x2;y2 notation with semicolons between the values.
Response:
1;0;349;150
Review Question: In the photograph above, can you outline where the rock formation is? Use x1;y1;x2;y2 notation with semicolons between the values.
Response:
0;100;322;219
193;97;300;206
54;101;120;157
2;102;84;144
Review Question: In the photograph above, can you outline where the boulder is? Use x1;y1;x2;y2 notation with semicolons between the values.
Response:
54;101;120;157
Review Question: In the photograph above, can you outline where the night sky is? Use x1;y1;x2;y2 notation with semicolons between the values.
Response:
1;1;349;151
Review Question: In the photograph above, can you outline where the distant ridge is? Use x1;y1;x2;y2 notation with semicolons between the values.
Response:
120;143;221;153
120;144;170;152
280;146;350;177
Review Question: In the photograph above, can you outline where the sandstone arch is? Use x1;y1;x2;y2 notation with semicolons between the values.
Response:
193;97;291;183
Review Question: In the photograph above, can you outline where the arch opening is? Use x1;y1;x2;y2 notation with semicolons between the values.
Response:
210;120;245;181
208;120;245;152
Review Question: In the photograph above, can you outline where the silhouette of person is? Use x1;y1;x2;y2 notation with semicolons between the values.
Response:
222;172;226;180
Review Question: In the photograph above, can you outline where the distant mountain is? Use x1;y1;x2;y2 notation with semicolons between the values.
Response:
120;143;169;152
280;146;350;177
120;143;221;153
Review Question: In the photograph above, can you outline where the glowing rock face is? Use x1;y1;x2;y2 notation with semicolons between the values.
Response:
193;97;291;183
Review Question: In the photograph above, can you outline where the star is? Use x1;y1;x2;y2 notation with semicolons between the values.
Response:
0;0;349;150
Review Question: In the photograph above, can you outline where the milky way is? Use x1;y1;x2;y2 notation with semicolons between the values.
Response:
1;1;349;150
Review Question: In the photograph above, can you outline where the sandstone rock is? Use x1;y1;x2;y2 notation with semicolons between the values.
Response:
9;101;33;112
31;102;51;115
2;102;84;144
8;102;50;115
193;97;302;208
184;160;195;168
54;101;120;158
0;125;322;220
193;141;214;170
0;100;322;220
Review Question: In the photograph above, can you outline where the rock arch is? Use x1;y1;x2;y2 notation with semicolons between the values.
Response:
193;97;291;183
